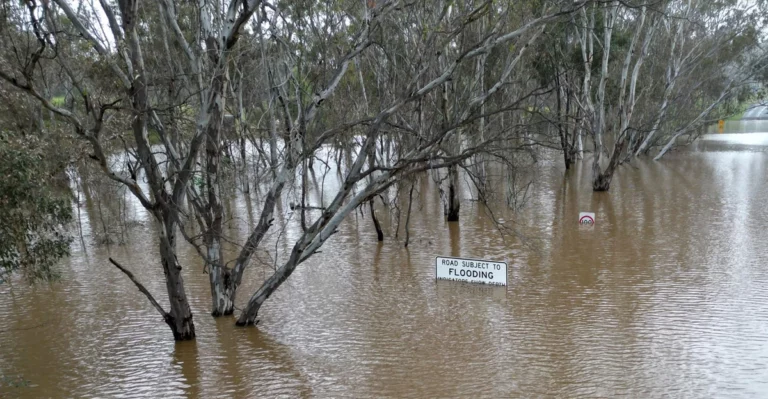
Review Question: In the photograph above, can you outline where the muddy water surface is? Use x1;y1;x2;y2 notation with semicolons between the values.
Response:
2;133;768;398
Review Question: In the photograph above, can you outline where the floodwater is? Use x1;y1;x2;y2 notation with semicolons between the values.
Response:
3;127;768;398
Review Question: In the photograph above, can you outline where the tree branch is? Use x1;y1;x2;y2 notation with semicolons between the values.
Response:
109;258;170;321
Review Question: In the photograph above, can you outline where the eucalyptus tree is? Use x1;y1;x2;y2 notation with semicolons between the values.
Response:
634;0;766;160
0;0;264;339
1;0;585;336
570;0;765;190
232;0;587;326
529;22;586;169
163;0;588;322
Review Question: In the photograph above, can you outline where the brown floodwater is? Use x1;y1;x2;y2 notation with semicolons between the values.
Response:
3;130;768;398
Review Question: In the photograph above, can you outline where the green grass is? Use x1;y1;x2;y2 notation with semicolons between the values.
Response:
726;110;746;121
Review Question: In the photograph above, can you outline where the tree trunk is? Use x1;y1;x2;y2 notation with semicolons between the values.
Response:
563;150;573;171
239;135;249;193
475;49;488;187
592;172;612;192
202;64;231;317
160;215;196;340
125;10;196;339
369;198;384;241
576;128;584;159
236;250;302;326
207;235;234;316
588;2;619;192
654;130;684;161
555;71;574;170
404;182;415;248
446;165;460;222
225;164;292;310
591;140;624;191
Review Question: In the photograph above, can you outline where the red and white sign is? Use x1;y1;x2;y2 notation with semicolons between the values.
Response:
579;212;595;226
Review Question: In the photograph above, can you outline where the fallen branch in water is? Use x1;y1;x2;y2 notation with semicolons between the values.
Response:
109;257;170;322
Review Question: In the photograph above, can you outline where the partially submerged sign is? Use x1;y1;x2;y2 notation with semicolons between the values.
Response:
435;256;507;286
579;212;595;226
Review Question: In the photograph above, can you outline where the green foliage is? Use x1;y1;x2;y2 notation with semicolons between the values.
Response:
0;135;72;284
51;96;66;107
719;88;760;121
147;129;162;145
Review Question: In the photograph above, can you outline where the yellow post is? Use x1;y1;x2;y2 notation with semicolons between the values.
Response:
718;120;725;133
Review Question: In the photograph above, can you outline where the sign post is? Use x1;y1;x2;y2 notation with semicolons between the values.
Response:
435;256;507;286
579;212;595;226
718;120;725;133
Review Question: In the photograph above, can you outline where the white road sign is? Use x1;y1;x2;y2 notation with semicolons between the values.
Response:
435;256;507;286
579;212;595;226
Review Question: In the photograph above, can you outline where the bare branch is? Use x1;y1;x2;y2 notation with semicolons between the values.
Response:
109;258;170;321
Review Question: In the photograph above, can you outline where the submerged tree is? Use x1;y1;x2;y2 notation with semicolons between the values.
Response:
575;0;765;190
1;0;766;339
0;0;265;339
231;0;581;325
526;0;766;184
